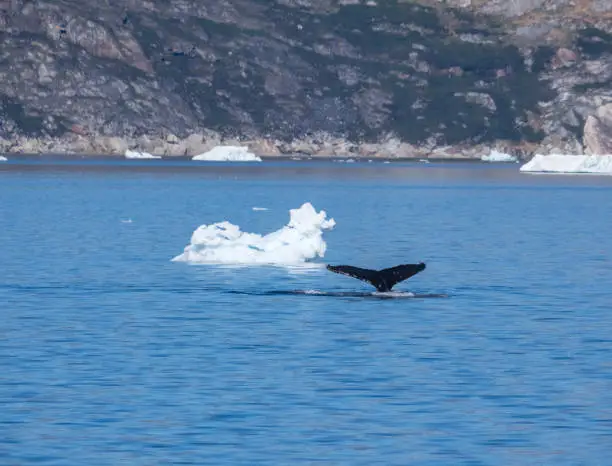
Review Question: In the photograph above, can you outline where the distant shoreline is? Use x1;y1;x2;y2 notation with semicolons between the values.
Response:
0;152;505;164
0;132;532;162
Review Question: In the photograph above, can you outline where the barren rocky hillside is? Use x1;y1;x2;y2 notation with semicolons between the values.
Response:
0;0;611;157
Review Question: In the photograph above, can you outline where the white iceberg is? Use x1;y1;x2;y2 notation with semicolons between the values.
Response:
192;145;262;162
125;149;161;159
481;150;518;163
520;154;612;175
0;155;7;162
172;202;335;265
252;207;269;211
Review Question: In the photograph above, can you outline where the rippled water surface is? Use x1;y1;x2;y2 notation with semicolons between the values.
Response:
1;158;612;465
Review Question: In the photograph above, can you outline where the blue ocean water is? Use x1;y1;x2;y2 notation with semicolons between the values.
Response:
1;158;611;465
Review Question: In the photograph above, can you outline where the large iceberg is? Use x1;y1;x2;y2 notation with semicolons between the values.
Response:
520;154;612;175
481;150;518;163
172;202;335;265
192;145;262;162
125;149;161;159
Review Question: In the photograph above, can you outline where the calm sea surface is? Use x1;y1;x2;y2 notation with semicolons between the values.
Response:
1;158;611;465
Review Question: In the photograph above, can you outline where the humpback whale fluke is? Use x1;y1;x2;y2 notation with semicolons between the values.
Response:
326;262;426;292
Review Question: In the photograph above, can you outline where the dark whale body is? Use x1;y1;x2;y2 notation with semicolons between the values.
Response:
326;263;426;292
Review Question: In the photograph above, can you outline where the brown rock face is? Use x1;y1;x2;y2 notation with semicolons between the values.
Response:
553;47;578;68
584;103;612;155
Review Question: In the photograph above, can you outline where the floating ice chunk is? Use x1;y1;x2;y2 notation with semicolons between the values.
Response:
520;154;612;175
252;207;269;211
481;150;518;163
333;158;356;163
125;149;161;159
192;145;262;162
172;202;335;265
0;155;7;162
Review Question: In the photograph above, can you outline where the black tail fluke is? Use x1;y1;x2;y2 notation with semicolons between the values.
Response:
326;263;426;292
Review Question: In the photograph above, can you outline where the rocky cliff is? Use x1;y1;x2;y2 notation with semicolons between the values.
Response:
0;0;611;158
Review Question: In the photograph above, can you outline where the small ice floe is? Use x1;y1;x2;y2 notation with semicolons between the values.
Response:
192;146;262;162
172;202;335;265
481;150;518;163
125;149;161;159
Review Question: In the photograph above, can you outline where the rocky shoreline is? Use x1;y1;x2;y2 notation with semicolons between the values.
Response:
1;117;610;160
0;131;567;160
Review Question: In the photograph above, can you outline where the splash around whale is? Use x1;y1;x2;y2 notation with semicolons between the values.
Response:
223;262;442;298
227;289;448;299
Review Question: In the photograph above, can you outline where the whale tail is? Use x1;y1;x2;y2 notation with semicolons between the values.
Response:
326;262;426;292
